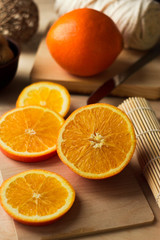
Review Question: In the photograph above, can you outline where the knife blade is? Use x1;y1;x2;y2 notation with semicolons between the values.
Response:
87;42;160;105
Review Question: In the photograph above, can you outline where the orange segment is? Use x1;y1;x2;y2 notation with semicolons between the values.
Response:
57;103;136;179
0;169;75;225
0;106;64;162
16;82;70;117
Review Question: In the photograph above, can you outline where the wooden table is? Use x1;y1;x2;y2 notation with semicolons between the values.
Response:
1;88;160;240
0;1;160;239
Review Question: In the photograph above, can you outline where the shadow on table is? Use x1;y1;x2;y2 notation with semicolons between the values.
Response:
0;74;31;107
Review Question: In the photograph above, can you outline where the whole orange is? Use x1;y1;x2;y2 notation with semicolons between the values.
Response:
46;8;123;77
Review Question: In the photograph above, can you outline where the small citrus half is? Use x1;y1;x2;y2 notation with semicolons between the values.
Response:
0;169;75;225
16;82;70;117
57;103;136;179
0;106;64;162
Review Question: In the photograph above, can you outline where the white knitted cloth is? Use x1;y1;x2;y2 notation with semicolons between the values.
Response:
53;0;160;50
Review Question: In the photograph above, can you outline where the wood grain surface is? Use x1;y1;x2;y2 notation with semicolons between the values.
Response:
30;39;160;100
1;95;160;240
0;148;154;240
0;171;17;240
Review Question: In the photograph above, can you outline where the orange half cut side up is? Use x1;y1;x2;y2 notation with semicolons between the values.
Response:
57;103;136;179
16;82;70;117
0;106;64;162
0;169;75;225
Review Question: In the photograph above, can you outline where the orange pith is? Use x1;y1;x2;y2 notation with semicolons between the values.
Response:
0;169;75;225
0;106;64;162
57;103;136;179
16;82;70;117
46;8;123;77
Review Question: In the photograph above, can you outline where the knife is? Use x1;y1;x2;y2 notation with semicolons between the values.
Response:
87;43;160;104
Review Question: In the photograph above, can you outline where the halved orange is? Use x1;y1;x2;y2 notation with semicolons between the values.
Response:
0;106;64;162
0;169;75;225
57;103;136;179
16;82;70;117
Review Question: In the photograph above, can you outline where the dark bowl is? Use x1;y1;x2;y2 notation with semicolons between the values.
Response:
0;38;20;89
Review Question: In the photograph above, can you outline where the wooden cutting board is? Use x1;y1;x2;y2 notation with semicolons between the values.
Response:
30;39;160;100
0;150;154;240
0;171;17;240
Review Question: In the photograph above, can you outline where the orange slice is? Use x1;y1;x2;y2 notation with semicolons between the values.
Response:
0;106;64;162
16;82;70;117
0;169;75;225
57;103;136;179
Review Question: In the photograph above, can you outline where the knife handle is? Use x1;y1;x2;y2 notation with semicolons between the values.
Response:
119;42;160;83
87;42;160;105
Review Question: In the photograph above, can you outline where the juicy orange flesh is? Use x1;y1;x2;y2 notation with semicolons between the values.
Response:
6;173;68;216
23;87;63;113
0;108;62;153
61;107;133;173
